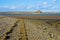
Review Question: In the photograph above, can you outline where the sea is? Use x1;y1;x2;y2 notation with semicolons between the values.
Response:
0;12;60;16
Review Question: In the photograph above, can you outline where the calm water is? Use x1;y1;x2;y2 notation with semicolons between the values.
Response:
0;13;60;16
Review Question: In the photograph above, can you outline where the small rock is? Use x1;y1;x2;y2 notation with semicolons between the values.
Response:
48;33;55;38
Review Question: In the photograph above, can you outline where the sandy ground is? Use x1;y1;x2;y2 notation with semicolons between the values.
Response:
0;17;60;40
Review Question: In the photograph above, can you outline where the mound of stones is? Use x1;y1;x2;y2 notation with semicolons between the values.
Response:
24;19;60;40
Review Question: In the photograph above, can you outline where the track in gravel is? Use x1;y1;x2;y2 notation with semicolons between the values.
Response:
0;17;60;40
0;17;27;40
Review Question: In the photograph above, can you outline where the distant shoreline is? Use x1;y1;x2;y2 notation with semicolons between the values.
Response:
0;13;60;19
